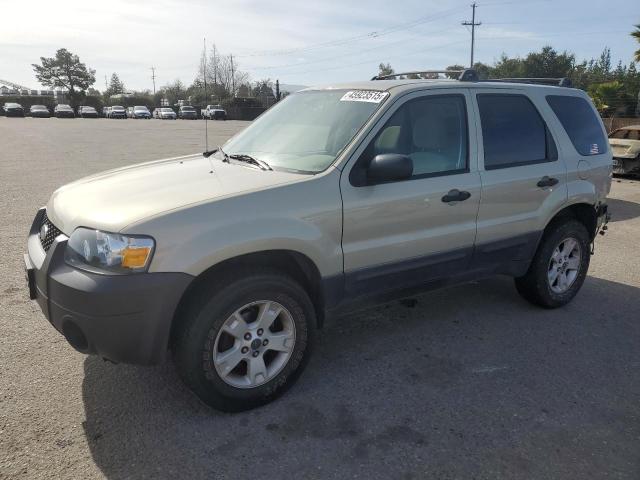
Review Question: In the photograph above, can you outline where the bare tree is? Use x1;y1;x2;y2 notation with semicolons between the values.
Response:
198;43;250;98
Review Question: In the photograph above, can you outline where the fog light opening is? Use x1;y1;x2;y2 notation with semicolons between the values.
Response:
62;320;88;352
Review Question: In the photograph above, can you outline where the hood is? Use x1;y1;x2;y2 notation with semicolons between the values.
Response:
47;154;306;234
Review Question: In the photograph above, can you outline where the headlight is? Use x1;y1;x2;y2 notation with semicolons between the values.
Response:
65;228;155;274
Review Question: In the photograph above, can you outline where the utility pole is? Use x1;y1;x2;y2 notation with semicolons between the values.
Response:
230;54;235;96
150;66;156;95
462;2;481;68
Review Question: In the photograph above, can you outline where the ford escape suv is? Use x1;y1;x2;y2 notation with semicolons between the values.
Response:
25;70;611;411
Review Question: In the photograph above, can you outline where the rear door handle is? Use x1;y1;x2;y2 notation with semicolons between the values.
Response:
537;176;559;188
441;189;471;203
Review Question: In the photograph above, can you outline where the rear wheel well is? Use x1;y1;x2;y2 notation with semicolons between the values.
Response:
546;203;597;240
170;250;324;346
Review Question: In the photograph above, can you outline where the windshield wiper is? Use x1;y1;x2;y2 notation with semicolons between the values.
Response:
228;154;272;171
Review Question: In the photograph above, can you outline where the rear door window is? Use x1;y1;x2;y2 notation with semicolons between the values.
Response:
546;95;607;156
477;94;554;170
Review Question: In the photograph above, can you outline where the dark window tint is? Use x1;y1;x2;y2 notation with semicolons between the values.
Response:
477;94;549;169
370;95;468;178
546;95;607;156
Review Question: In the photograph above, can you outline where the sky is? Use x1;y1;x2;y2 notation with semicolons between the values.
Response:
1;0;638;91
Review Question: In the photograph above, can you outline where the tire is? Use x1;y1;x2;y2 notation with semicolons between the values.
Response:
515;219;590;308
173;269;316;412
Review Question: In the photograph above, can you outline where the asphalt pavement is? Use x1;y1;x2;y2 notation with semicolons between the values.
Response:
1;117;639;479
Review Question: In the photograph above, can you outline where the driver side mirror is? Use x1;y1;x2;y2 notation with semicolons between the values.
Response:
367;154;413;184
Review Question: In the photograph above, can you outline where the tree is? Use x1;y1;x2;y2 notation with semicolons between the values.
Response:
445;64;466;79
198;43;250;98
106;73;125;97
632;24;640;63
32;48;95;106
159;79;186;105
587;81;624;114
378;63;394;77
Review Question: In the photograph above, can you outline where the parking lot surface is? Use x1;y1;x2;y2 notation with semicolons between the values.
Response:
1;117;639;479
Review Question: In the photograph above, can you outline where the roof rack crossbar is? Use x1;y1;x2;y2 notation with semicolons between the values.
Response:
371;70;462;80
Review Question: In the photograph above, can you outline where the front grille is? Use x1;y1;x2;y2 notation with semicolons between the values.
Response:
39;211;63;252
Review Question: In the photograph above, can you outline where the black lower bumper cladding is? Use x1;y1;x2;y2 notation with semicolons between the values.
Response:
24;209;193;365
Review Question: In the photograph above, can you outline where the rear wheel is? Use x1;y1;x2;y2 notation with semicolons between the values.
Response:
515;219;590;308
173;270;315;411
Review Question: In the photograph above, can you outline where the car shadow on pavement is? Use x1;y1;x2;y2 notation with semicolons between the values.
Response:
607;197;640;223
81;275;640;480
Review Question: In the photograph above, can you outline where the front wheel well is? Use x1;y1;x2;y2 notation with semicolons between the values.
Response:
169;250;325;347
546;203;597;240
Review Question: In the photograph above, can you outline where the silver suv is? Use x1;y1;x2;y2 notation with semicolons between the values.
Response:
25;70;611;411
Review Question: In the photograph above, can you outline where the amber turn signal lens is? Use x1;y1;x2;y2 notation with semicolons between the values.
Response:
122;246;152;268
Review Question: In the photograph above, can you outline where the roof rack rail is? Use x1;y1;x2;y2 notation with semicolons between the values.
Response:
486;77;572;87
370;68;571;87
371;70;462;80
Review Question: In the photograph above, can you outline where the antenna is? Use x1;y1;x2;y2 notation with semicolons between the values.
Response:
203;38;210;155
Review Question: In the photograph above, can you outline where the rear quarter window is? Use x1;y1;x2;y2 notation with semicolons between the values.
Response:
546;95;607;156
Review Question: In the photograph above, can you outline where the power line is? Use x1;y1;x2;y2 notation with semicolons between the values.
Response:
235;6;460;58
462;2;482;68
247;26;457;72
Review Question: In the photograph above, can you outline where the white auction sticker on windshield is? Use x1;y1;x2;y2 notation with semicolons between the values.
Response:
340;90;389;103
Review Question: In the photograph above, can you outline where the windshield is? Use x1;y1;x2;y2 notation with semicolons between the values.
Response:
161;108;173;112
182;106;195;111
134;106;148;111
221;89;386;173
112;106;124;111
32;105;46;109
57;105;71;110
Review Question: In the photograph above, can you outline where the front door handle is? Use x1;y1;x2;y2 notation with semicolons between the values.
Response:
537;176;559;188
441;189;471;203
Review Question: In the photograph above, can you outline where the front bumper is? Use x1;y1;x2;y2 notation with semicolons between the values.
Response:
25;209;193;365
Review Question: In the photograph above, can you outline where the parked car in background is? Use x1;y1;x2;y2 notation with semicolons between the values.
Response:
78;106;99;118
108;105;126;119
29;105;51;118
102;106;111;118
202;104;226;120
130;105;151;119
153;107;177;120
178;105;198;119
609;125;640;175
24;72;612;412
54;104;75;118
3;102;25;117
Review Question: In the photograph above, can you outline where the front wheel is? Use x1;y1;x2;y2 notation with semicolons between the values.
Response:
173;270;315;411
515;219;590;308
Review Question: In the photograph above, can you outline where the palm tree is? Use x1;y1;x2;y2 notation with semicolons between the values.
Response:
632;24;640;63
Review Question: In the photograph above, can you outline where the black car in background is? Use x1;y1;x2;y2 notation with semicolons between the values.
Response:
3;102;25;117
78;106;99;118
29;105;51;118
54;104;75;118
178;105;198;119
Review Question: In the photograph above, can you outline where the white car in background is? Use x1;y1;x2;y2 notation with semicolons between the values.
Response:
609;125;640;175
202;104;226;120
153;107;177;120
